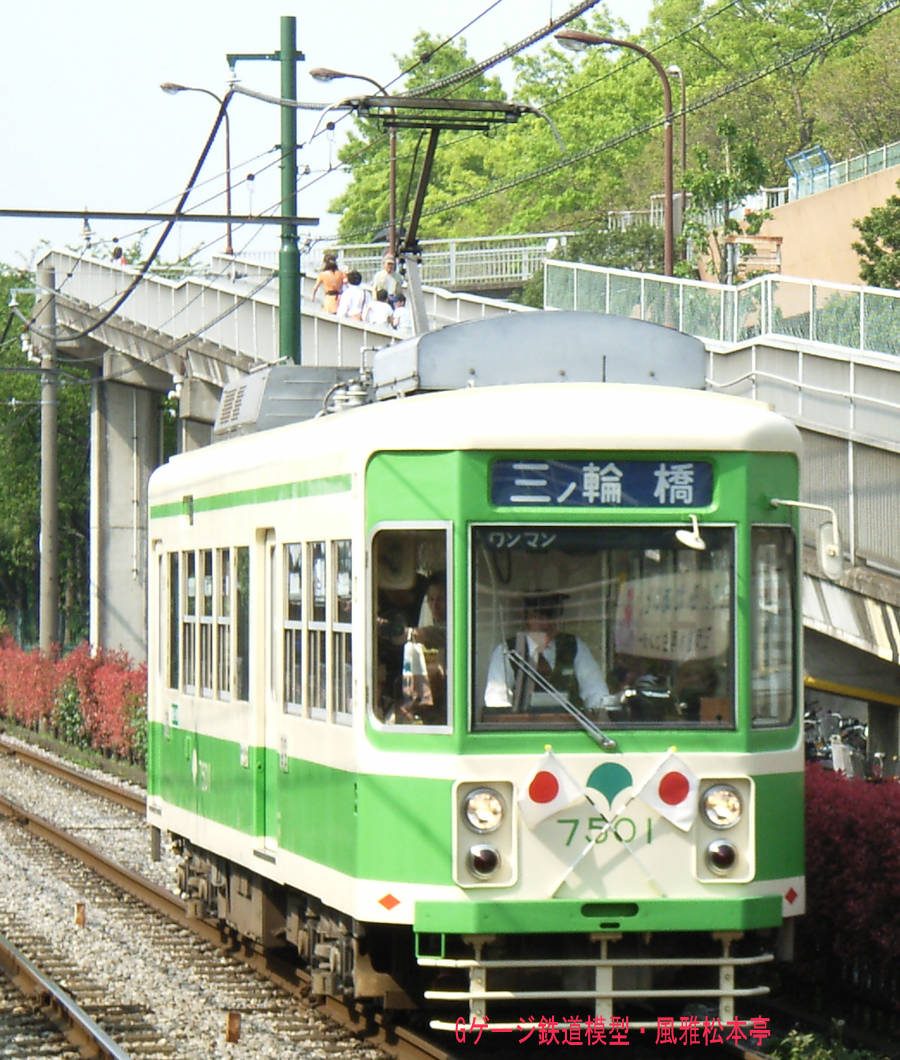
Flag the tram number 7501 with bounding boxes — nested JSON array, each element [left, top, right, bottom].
[[556, 816, 654, 846]]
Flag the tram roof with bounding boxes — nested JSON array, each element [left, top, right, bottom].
[[155, 381, 801, 503], [371, 311, 707, 398]]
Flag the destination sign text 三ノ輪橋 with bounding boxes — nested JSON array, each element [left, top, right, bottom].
[[491, 459, 713, 508]]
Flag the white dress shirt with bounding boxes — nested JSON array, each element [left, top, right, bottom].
[[483, 632, 609, 710]]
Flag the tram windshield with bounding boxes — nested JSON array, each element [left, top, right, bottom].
[[472, 524, 735, 731]]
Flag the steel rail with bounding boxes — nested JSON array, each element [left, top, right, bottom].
[[0, 733, 145, 814], [0, 785, 450, 1060], [0, 929, 131, 1059]]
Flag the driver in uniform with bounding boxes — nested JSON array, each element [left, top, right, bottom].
[[483, 592, 609, 711]]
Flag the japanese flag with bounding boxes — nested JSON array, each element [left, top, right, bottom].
[[636, 751, 700, 831], [518, 749, 584, 829]]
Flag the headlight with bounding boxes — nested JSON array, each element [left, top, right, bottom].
[[463, 788, 505, 833], [701, 784, 743, 829]]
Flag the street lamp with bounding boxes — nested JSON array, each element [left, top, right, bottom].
[[309, 67, 397, 257], [555, 30, 674, 277], [667, 64, 687, 240], [160, 82, 234, 255]]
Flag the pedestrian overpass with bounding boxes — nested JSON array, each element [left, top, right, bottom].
[[37, 245, 900, 770]]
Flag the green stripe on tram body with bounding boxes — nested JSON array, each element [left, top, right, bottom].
[[151, 724, 802, 901], [414, 895, 784, 936], [150, 473, 352, 519]]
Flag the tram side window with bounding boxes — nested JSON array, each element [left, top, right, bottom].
[[283, 543, 303, 714], [235, 546, 250, 701], [182, 551, 197, 694], [372, 528, 449, 727], [216, 548, 231, 699], [308, 541, 327, 714], [167, 547, 250, 701], [333, 539, 353, 720], [751, 526, 796, 727], [199, 549, 214, 697]]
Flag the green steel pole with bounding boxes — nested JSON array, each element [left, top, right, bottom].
[[279, 15, 300, 364]]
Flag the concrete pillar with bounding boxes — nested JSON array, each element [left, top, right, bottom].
[[90, 379, 161, 661], [179, 418, 213, 452], [178, 377, 219, 452]]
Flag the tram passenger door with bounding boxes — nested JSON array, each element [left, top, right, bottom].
[[260, 529, 280, 851]]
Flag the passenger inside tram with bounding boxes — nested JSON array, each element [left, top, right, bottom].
[[374, 530, 448, 726]]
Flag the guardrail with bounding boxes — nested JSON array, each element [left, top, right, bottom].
[[790, 139, 900, 200], [237, 232, 576, 289], [544, 260, 900, 359]]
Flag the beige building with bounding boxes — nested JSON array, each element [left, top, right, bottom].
[[730, 163, 900, 286]]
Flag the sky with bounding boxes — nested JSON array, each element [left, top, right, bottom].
[[0, 0, 652, 269]]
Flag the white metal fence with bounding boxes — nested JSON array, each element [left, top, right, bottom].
[[790, 140, 900, 200], [544, 260, 900, 359], [251, 232, 576, 288]]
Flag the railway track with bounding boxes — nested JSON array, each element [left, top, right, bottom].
[[0, 732, 455, 1059], [0, 731, 815, 1060], [0, 927, 103, 1058]]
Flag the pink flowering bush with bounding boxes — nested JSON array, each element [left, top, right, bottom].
[[798, 763, 900, 1009], [0, 633, 147, 764], [0, 632, 57, 726]]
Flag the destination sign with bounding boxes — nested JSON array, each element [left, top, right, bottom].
[[491, 459, 713, 508]]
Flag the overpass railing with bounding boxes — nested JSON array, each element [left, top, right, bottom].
[[789, 139, 900, 200], [280, 232, 574, 288], [544, 260, 900, 360]]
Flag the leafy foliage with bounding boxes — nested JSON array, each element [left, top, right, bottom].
[[0, 633, 147, 763], [852, 179, 900, 288], [0, 265, 90, 644], [681, 118, 770, 282], [799, 764, 900, 990], [329, 3, 900, 254], [774, 1027, 890, 1060]]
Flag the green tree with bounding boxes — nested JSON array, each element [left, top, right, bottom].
[[0, 266, 90, 646], [681, 117, 769, 283], [807, 13, 900, 155], [327, 2, 899, 262], [852, 179, 900, 288], [330, 32, 507, 245]]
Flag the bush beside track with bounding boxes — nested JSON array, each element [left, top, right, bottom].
[[0, 633, 146, 767]]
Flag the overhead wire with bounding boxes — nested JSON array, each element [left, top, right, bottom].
[[21, 91, 236, 344], [401, 0, 602, 97], [292, 0, 745, 245], [408, 0, 900, 223]]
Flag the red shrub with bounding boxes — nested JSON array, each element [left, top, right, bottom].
[[0, 636, 147, 759], [801, 763, 900, 975], [57, 642, 147, 756], [0, 634, 57, 726]]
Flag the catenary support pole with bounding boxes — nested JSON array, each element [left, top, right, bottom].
[[279, 15, 300, 364], [35, 264, 59, 651]]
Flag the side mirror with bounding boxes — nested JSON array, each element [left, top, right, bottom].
[[817, 521, 843, 581], [770, 498, 844, 582]]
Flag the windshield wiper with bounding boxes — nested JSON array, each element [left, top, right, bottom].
[[506, 648, 617, 750]]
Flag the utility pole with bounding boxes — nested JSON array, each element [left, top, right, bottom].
[[279, 16, 300, 364], [35, 264, 59, 651], [228, 15, 303, 364]]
